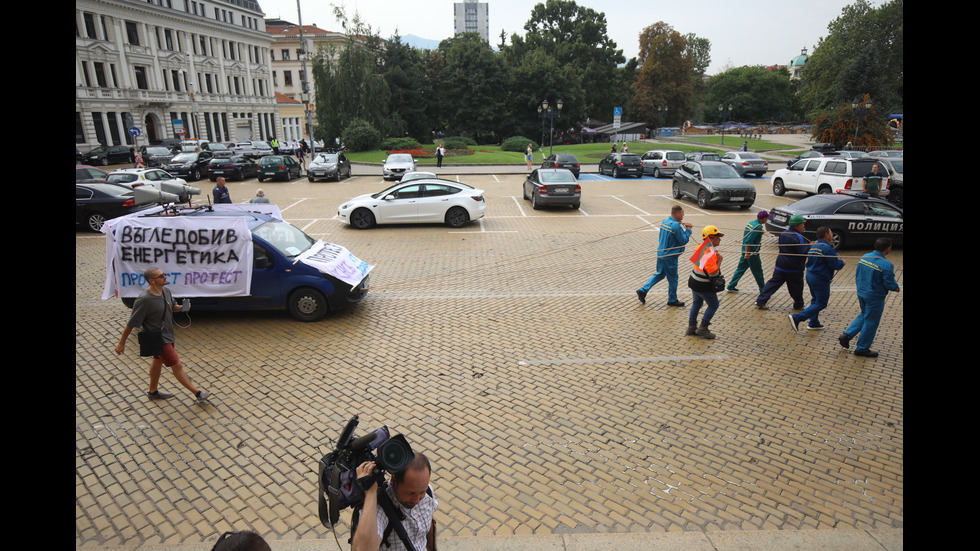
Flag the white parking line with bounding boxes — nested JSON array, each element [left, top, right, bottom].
[[518, 354, 729, 366], [606, 195, 651, 216]]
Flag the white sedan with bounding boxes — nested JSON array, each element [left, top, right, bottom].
[[338, 178, 486, 229]]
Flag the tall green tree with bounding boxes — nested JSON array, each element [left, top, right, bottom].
[[438, 33, 508, 142], [684, 33, 712, 122], [311, 8, 389, 141], [707, 66, 798, 122], [629, 22, 693, 127], [509, 0, 625, 120], [381, 35, 427, 140], [799, 0, 903, 115]]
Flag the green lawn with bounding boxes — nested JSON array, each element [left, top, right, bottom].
[[345, 141, 732, 166]]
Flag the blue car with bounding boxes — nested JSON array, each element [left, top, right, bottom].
[[121, 209, 369, 321]]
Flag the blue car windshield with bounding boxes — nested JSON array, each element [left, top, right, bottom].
[[252, 220, 316, 258]]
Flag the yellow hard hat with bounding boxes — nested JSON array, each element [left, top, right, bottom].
[[702, 225, 724, 240]]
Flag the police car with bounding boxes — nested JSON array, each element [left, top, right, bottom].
[[766, 192, 903, 250]]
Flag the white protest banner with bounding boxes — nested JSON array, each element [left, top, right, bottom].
[[295, 240, 373, 287], [102, 215, 253, 299]]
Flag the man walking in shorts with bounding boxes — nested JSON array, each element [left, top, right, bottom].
[[115, 267, 211, 401]]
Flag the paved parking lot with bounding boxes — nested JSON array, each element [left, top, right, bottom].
[[76, 168, 903, 549]]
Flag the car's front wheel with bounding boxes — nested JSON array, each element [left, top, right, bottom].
[[830, 229, 845, 250], [288, 288, 328, 322], [697, 189, 710, 209], [350, 208, 376, 229], [445, 206, 470, 228], [773, 178, 786, 196]]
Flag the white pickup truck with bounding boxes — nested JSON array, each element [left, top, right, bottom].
[[770, 157, 891, 197]]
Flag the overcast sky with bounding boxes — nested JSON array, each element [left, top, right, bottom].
[[260, 0, 863, 75]]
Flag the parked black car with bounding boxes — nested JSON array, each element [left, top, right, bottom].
[[766, 193, 903, 250], [76, 183, 153, 232], [139, 146, 174, 167], [541, 153, 581, 178], [597, 153, 643, 178], [164, 151, 214, 181], [84, 145, 133, 166], [208, 156, 258, 181]]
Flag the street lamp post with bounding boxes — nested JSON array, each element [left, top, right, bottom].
[[851, 96, 873, 146], [718, 103, 732, 145], [538, 98, 563, 157]]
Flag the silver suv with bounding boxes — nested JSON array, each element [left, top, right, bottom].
[[640, 149, 685, 177]]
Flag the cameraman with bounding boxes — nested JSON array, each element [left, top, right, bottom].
[[352, 452, 437, 551]]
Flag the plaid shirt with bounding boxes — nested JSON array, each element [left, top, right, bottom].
[[375, 483, 437, 551]]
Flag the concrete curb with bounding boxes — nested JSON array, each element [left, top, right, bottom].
[[77, 529, 903, 551]]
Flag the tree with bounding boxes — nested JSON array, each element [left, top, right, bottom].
[[707, 66, 798, 122], [799, 0, 903, 116], [438, 33, 508, 142], [630, 22, 693, 126], [510, 0, 625, 120], [684, 33, 712, 121], [312, 8, 390, 141], [810, 94, 892, 149], [381, 35, 427, 140]]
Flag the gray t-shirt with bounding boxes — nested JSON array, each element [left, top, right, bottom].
[[126, 287, 176, 344]]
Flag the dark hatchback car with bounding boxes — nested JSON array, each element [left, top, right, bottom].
[[85, 144, 133, 166], [766, 193, 903, 250], [541, 153, 581, 178], [164, 151, 214, 181], [598, 153, 643, 178], [258, 155, 302, 181], [76, 182, 153, 232], [671, 160, 756, 209], [208, 156, 258, 181], [523, 168, 581, 209]]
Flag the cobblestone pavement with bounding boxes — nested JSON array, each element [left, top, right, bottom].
[[76, 170, 903, 548]]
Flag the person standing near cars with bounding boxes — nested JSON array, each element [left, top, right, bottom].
[[686, 226, 724, 339], [436, 143, 446, 168], [839, 238, 900, 357], [636, 205, 693, 307], [756, 215, 809, 310], [727, 210, 769, 293], [115, 267, 211, 402], [788, 226, 845, 332], [862, 163, 883, 198], [525, 144, 534, 170], [213, 177, 231, 204]]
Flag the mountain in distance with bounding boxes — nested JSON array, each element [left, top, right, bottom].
[[397, 34, 442, 51], [393, 34, 502, 52]]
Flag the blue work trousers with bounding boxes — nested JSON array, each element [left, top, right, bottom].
[[640, 257, 680, 302], [844, 295, 886, 352], [792, 275, 831, 327]]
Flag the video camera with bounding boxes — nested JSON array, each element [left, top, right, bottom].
[[317, 415, 414, 527]]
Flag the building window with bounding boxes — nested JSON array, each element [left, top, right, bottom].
[[283, 71, 292, 86], [134, 66, 148, 90], [84, 13, 98, 39], [126, 22, 140, 45], [281, 49, 290, 60]]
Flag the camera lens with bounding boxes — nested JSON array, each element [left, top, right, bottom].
[[377, 434, 413, 472]]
